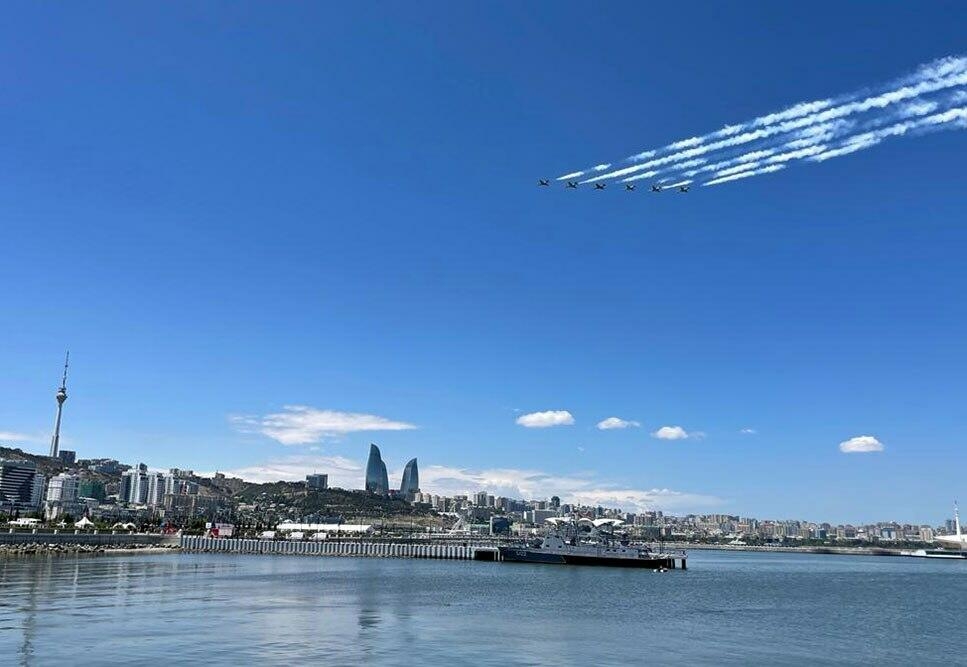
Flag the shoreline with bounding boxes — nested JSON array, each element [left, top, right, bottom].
[[0, 543, 181, 557], [662, 542, 910, 557]]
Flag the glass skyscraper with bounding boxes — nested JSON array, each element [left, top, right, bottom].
[[365, 444, 389, 495], [400, 458, 419, 498]]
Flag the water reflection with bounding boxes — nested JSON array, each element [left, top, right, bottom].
[[0, 552, 965, 665]]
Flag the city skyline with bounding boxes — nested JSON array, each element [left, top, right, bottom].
[[2, 4, 967, 526], [2, 431, 960, 530]]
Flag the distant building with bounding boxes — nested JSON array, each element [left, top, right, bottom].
[[146, 473, 165, 506], [120, 465, 150, 504], [77, 479, 106, 501], [57, 450, 76, 466], [45, 473, 79, 503], [473, 491, 489, 507], [306, 474, 329, 490], [490, 516, 512, 535], [44, 472, 84, 520], [364, 444, 389, 495], [525, 509, 559, 525], [399, 458, 419, 499], [0, 459, 45, 510], [85, 458, 125, 475]]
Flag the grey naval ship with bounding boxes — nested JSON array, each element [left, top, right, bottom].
[[498, 517, 687, 569]]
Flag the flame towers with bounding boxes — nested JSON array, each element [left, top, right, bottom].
[[365, 444, 389, 495], [400, 458, 419, 499], [364, 445, 419, 498]]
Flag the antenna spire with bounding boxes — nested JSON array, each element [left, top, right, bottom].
[[61, 350, 69, 389]]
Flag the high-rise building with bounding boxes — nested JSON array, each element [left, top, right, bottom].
[[58, 450, 76, 466], [474, 491, 489, 507], [306, 474, 329, 490], [49, 352, 69, 458], [146, 473, 165, 506], [399, 458, 419, 498], [45, 473, 79, 503], [0, 459, 45, 510], [163, 473, 197, 497], [365, 444, 389, 495], [120, 465, 149, 504]]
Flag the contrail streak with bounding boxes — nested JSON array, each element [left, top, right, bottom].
[[557, 56, 967, 188], [809, 106, 967, 162], [704, 164, 785, 186], [701, 106, 967, 186], [674, 93, 956, 182]]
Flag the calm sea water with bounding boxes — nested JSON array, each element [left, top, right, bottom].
[[1, 549, 964, 665]]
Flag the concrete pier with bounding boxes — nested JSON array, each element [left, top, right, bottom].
[[179, 536, 488, 560], [178, 536, 688, 569]]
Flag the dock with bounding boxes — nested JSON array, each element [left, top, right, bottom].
[[178, 536, 687, 568]]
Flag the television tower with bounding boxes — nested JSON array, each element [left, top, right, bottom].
[[49, 351, 69, 458]]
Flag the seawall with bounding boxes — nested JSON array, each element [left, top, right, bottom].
[[0, 531, 180, 548], [179, 536, 498, 560]]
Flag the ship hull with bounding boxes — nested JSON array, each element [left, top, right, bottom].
[[498, 546, 675, 569]]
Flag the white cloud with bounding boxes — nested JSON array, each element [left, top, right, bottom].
[[221, 455, 364, 486], [839, 435, 884, 453], [651, 425, 691, 440], [596, 417, 640, 430], [221, 456, 724, 513], [0, 431, 37, 443], [231, 406, 417, 445], [740, 428, 757, 435], [516, 410, 575, 428]]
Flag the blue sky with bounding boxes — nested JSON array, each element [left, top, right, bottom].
[[2, 3, 966, 524]]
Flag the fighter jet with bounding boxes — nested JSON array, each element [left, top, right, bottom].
[[566, 181, 578, 189], [538, 179, 550, 187], [651, 184, 663, 192], [625, 184, 636, 191], [678, 185, 690, 193], [594, 183, 606, 190]]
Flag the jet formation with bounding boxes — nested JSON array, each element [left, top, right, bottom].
[[539, 179, 688, 193]]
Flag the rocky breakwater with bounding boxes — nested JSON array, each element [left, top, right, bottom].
[[0, 542, 181, 556]]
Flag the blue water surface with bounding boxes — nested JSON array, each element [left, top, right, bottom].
[[1, 550, 963, 665]]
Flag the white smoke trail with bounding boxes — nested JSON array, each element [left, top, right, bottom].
[[701, 106, 967, 186], [612, 56, 967, 170], [704, 164, 785, 186], [618, 158, 707, 183], [558, 56, 967, 186], [810, 106, 967, 162], [668, 91, 962, 184], [582, 70, 967, 184], [557, 171, 585, 181], [620, 170, 659, 183]]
